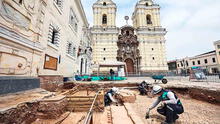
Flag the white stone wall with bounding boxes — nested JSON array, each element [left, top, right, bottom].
[[0, 0, 90, 77], [38, 0, 90, 77], [0, 0, 45, 76]]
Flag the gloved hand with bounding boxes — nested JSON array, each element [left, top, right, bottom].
[[160, 101, 166, 107], [145, 108, 150, 119]]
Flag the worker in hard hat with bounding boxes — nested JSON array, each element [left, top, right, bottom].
[[138, 80, 149, 95], [104, 87, 119, 106], [146, 85, 184, 124]]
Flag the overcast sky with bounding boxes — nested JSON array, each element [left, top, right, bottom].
[[81, 0, 220, 61]]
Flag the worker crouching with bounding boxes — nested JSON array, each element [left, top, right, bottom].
[[138, 80, 149, 95], [104, 87, 119, 106], [146, 85, 184, 124]]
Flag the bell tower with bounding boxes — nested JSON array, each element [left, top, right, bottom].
[[132, 0, 161, 28], [131, 0, 168, 72], [91, 0, 119, 69], [93, 0, 116, 28]]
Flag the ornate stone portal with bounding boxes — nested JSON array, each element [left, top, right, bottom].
[[117, 26, 141, 74]]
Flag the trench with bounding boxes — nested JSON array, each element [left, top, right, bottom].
[[0, 83, 220, 124]]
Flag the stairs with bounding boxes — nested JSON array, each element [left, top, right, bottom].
[[66, 96, 95, 112], [66, 90, 105, 112]]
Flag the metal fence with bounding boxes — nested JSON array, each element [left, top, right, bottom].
[[126, 72, 220, 83], [90, 71, 220, 83]]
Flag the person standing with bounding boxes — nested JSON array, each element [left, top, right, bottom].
[[110, 69, 115, 80], [146, 85, 184, 124]]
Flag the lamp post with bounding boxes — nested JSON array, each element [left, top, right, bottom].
[[182, 59, 186, 77]]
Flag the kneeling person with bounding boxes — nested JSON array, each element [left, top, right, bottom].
[[138, 80, 149, 95], [146, 85, 184, 124], [104, 87, 119, 106]]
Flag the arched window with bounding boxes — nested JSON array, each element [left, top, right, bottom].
[[103, 2, 107, 6], [146, 2, 148, 6], [67, 43, 72, 54], [102, 14, 107, 24], [146, 14, 152, 24], [19, 0, 23, 4]]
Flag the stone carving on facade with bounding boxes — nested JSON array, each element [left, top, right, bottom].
[[0, 51, 31, 75], [0, 1, 31, 30], [35, 0, 47, 34], [117, 26, 141, 73], [23, 0, 37, 14]]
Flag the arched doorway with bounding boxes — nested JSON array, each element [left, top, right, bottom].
[[125, 58, 134, 74], [117, 26, 141, 74]]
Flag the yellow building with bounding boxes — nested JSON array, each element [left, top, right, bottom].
[[91, 0, 168, 74]]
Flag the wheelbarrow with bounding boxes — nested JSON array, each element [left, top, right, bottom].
[[152, 75, 168, 84]]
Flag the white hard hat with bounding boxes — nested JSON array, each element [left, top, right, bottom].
[[152, 85, 162, 94], [112, 87, 119, 93]]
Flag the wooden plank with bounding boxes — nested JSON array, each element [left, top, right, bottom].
[[93, 108, 110, 124], [67, 98, 94, 102], [67, 108, 90, 112], [67, 102, 93, 106], [66, 107, 100, 111], [66, 96, 94, 98], [61, 112, 87, 124], [66, 105, 99, 108]]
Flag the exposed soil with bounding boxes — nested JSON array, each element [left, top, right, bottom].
[[0, 89, 53, 110], [0, 94, 67, 124], [1, 80, 220, 124], [167, 87, 220, 105], [126, 91, 220, 124]]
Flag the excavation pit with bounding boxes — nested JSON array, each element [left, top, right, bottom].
[[0, 82, 220, 124]]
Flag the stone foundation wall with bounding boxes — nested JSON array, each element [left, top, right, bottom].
[[38, 75, 63, 91], [0, 97, 67, 124]]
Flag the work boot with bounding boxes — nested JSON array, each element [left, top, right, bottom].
[[174, 115, 179, 122]]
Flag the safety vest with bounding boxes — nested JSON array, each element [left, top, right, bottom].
[[159, 90, 182, 105]]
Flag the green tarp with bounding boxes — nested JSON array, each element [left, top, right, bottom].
[[81, 75, 126, 81]]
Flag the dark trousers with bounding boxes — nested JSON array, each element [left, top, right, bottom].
[[157, 104, 184, 123], [110, 74, 114, 80], [104, 95, 112, 106], [138, 87, 147, 95]]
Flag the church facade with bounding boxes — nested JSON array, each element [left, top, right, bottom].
[[91, 0, 168, 74]]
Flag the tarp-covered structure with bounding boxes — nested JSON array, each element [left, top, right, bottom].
[[97, 61, 127, 76]]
